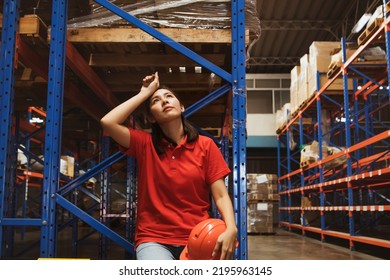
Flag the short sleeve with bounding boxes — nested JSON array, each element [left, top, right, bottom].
[[119, 128, 150, 159]]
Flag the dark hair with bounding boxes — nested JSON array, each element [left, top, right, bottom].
[[145, 85, 199, 154]]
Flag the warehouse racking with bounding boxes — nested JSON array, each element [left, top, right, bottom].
[[277, 2, 390, 254], [0, 0, 248, 259]]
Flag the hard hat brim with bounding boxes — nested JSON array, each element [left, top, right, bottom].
[[179, 245, 190, 260]]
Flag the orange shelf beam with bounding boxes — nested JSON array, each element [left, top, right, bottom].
[[279, 222, 390, 248], [280, 205, 390, 211]]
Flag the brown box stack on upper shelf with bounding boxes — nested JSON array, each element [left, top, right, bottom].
[[308, 41, 350, 96]]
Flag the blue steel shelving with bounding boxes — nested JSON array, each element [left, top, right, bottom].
[[0, 0, 248, 259], [277, 1, 390, 253]]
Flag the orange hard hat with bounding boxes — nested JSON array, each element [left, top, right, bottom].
[[180, 218, 226, 260]]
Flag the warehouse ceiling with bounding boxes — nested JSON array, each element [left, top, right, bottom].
[[0, 0, 384, 153], [249, 0, 383, 73]]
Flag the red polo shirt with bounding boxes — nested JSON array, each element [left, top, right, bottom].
[[121, 128, 231, 247]]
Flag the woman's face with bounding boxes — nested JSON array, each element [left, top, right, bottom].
[[149, 89, 184, 123]]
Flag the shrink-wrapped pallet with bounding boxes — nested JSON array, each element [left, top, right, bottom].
[[61, 155, 75, 178], [290, 66, 300, 114], [247, 173, 278, 201], [247, 202, 274, 234], [308, 41, 340, 97], [300, 141, 346, 169], [67, 0, 261, 43], [275, 109, 283, 131], [305, 41, 355, 94], [276, 103, 292, 131], [298, 54, 309, 108]]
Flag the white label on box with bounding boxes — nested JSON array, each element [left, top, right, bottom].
[[257, 203, 268, 211], [255, 174, 268, 184]]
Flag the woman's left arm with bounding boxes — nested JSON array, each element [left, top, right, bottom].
[[210, 178, 238, 260]]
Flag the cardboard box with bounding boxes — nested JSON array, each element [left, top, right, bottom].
[[298, 54, 309, 107], [307, 41, 354, 97], [247, 202, 274, 233], [300, 141, 328, 168], [301, 197, 312, 207], [309, 41, 341, 72], [308, 75, 353, 97], [290, 66, 300, 113], [61, 155, 75, 178], [247, 173, 278, 184]]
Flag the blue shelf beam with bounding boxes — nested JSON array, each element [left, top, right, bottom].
[[56, 194, 134, 253]]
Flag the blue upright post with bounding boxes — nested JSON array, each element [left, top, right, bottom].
[[276, 135, 284, 226], [383, 0, 390, 101], [125, 156, 137, 259], [298, 116, 307, 228], [286, 127, 292, 224], [299, 116, 304, 190], [231, 0, 247, 260], [0, 0, 20, 258], [39, 0, 68, 257], [341, 38, 355, 250], [316, 97, 326, 235], [100, 135, 110, 259], [352, 80, 360, 170]]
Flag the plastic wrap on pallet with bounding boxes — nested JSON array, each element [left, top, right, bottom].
[[360, 46, 386, 61], [275, 109, 283, 132], [298, 54, 309, 108], [330, 46, 357, 65], [67, 0, 261, 42], [300, 141, 346, 169], [276, 102, 292, 131], [17, 148, 28, 167], [247, 202, 273, 233], [307, 41, 340, 97], [300, 141, 327, 167], [309, 41, 341, 73], [247, 173, 278, 202], [289, 66, 300, 114]]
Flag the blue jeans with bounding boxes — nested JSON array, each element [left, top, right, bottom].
[[136, 242, 185, 260]]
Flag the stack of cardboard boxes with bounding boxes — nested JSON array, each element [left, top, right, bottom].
[[287, 41, 357, 120], [247, 173, 278, 234]]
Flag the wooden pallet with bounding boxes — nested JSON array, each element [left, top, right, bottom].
[[327, 60, 387, 79], [300, 159, 315, 169], [357, 18, 385, 46], [327, 61, 342, 78]]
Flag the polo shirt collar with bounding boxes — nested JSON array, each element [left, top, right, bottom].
[[160, 134, 195, 150]]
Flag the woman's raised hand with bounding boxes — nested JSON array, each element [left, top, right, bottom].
[[141, 72, 160, 96]]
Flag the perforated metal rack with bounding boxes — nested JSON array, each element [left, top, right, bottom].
[[277, 0, 390, 253], [0, 0, 248, 259]]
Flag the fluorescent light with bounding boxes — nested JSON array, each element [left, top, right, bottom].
[[30, 117, 44, 124], [351, 13, 371, 33]]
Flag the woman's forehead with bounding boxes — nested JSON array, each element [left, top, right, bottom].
[[152, 88, 173, 98]]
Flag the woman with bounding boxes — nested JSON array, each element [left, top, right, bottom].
[[100, 72, 237, 260]]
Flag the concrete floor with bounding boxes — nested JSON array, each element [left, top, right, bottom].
[[248, 228, 381, 260], [7, 226, 384, 260]]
